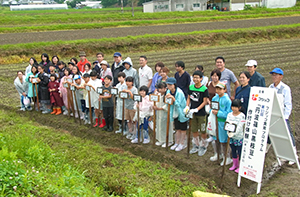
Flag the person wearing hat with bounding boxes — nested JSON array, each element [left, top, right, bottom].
[[123, 57, 139, 88], [72, 74, 85, 119], [245, 60, 265, 87], [269, 68, 297, 165], [165, 77, 189, 151], [111, 52, 124, 87], [77, 51, 90, 73], [100, 60, 112, 85]]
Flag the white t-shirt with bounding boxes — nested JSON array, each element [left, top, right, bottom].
[[139, 65, 153, 88], [85, 78, 102, 108]]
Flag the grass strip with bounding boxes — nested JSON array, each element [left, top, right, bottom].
[[1, 11, 300, 33], [0, 109, 214, 196]]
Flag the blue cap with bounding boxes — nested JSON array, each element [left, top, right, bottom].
[[166, 77, 176, 85], [270, 68, 284, 75], [74, 74, 81, 80], [93, 60, 99, 64], [113, 52, 122, 57]]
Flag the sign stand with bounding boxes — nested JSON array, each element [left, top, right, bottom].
[[187, 120, 192, 158], [111, 88, 118, 132], [32, 77, 39, 111], [133, 94, 142, 143], [97, 87, 103, 127], [71, 85, 81, 124], [149, 94, 159, 146], [119, 92, 129, 136], [237, 87, 300, 194], [86, 85, 93, 126], [164, 96, 174, 151], [212, 101, 220, 161]]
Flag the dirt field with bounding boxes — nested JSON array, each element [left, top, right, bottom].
[[1, 16, 300, 45], [2, 38, 300, 196]]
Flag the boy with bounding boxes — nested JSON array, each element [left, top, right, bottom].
[[122, 77, 138, 140], [115, 72, 127, 133], [82, 73, 90, 124], [72, 74, 85, 119], [174, 61, 190, 98], [100, 75, 114, 132], [77, 51, 90, 73], [185, 71, 209, 156]]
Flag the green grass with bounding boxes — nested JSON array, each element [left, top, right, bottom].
[[0, 109, 212, 196]]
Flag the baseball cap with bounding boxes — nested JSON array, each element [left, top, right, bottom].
[[113, 52, 122, 57], [166, 77, 176, 85], [270, 68, 284, 75], [74, 74, 81, 80], [93, 61, 99, 64], [100, 60, 108, 65], [216, 82, 226, 89], [245, 60, 257, 67]]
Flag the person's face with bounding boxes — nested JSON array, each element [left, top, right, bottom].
[[80, 56, 86, 61], [156, 66, 162, 72], [139, 58, 147, 67], [271, 73, 283, 84], [118, 76, 125, 83], [158, 87, 167, 94], [101, 64, 107, 70], [231, 106, 240, 113], [167, 84, 175, 92], [84, 65, 90, 71], [211, 73, 219, 83], [160, 71, 167, 78], [83, 77, 89, 83], [71, 59, 76, 64], [58, 64, 64, 69], [42, 55, 47, 62], [50, 76, 55, 82], [126, 81, 133, 87], [64, 69, 69, 76], [96, 54, 103, 62], [124, 63, 130, 70], [193, 75, 202, 85], [175, 64, 183, 72], [32, 67, 37, 74], [216, 59, 225, 70], [114, 56, 122, 63], [91, 76, 97, 81], [52, 57, 58, 64], [49, 66, 55, 72], [72, 67, 78, 74], [239, 73, 249, 86], [68, 64, 73, 70], [247, 66, 256, 75], [75, 78, 81, 84], [17, 72, 23, 79], [38, 66, 43, 73], [215, 87, 225, 96], [139, 90, 146, 97], [104, 78, 111, 85], [29, 59, 34, 65]]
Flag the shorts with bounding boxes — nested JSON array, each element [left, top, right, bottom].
[[174, 118, 188, 131], [125, 108, 136, 121], [191, 115, 206, 134]]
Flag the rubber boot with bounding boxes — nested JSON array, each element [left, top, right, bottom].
[[99, 118, 106, 128], [55, 108, 62, 115], [93, 118, 99, 127], [51, 108, 57, 114], [229, 158, 239, 171], [235, 166, 239, 173]]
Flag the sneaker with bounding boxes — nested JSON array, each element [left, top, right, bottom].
[[143, 138, 150, 144], [189, 145, 199, 154], [70, 112, 73, 116], [210, 153, 223, 162], [198, 147, 207, 156], [131, 138, 138, 144], [162, 142, 173, 148], [20, 107, 26, 111], [42, 109, 51, 114], [220, 157, 233, 166], [126, 133, 133, 139], [115, 129, 122, 134], [26, 107, 32, 111], [288, 161, 295, 165], [63, 110, 68, 115], [207, 136, 214, 143], [175, 144, 184, 152], [170, 144, 178, 150], [155, 141, 164, 146], [130, 135, 136, 140]]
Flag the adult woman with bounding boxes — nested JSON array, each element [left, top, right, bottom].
[[235, 71, 251, 117], [14, 71, 30, 111], [37, 65, 51, 114], [25, 65, 39, 110], [207, 69, 222, 102], [40, 53, 51, 73], [60, 68, 72, 115], [25, 57, 37, 77], [51, 55, 60, 69], [150, 62, 164, 93]]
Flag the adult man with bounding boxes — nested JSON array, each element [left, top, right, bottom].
[[269, 68, 297, 165], [215, 56, 239, 100], [77, 51, 90, 73], [111, 52, 124, 87], [245, 60, 265, 87], [174, 61, 190, 98], [138, 56, 153, 89]]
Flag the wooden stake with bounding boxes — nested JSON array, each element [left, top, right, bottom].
[[113, 95, 117, 132], [73, 88, 81, 124], [122, 98, 125, 135], [216, 115, 220, 161], [32, 83, 36, 110], [152, 101, 156, 146], [69, 87, 76, 122], [87, 90, 93, 126], [187, 119, 192, 158], [166, 103, 171, 151], [34, 82, 39, 111], [137, 104, 140, 143]]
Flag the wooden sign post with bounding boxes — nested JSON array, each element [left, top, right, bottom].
[[187, 120, 192, 158], [149, 94, 159, 146], [111, 88, 118, 132], [119, 91, 129, 135], [133, 94, 142, 143], [31, 77, 39, 111], [212, 101, 220, 161], [97, 87, 104, 127], [71, 85, 81, 124], [164, 96, 174, 151], [85, 85, 93, 126], [63, 81, 71, 117]]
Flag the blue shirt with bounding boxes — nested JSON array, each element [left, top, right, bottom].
[[235, 85, 251, 116], [150, 72, 161, 93]]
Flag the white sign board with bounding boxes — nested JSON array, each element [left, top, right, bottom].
[[237, 87, 299, 194]]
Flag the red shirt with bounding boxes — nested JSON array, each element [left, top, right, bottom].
[[77, 58, 90, 73]]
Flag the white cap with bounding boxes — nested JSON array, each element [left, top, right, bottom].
[[245, 60, 257, 67], [100, 60, 108, 65]]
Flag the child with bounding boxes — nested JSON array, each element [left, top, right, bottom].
[[153, 82, 174, 147], [226, 99, 245, 173], [100, 60, 112, 84], [83, 63, 92, 75], [210, 82, 232, 166], [40, 53, 51, 73], [122, 77, 138, 139], [25, 64, 39, 110], [48, 64, 59, 79], [82, 73, 91, 124], [184, 71, 209, 156], [48, 74, 64, 115], [72, 74, 85, 119], [131, 86, 153, 144], [123, 57, 139, 88], [57, 61, 66, 81], [99, 75, 114, 132], [59, 68, 72, 115], [77, 51, 90, 73], [36, 65, 51, 114], [68, 62, 75, 73], [157, 66, 169, 84], [115, 72, 127, 133], [190, 65, 208, 86]]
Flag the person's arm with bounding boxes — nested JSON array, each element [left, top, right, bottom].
[[147, 79, 152, 89], [284, 86, 292, 119], [231, 81, 239, 100], [195, 97, 207, 111]]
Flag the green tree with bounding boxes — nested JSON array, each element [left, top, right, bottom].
[[101, 0, 118, 8], [67, 0, 81, 8], [137, 0, 151, 6]]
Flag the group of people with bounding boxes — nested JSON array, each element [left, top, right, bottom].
[[14, 51, 297, 172]]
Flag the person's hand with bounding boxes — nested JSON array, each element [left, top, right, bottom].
[[230, 96, 235, 101], [190, 108, 199, 114], [123, 89, 129, 93], [153, 105, 158, 110], [183, 106, 190, 115], [165, 93, 171, 97], [207, 100, 211, 105], [36, 78, 41, 83], [212, 109, 218, 115], [60, 93, 62, 97], [22, 92, 27, 96], [136, 104, 139, 108]]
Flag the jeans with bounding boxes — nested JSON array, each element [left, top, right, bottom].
[[230, 144, 242, 159], [136, 117, 149, 139]]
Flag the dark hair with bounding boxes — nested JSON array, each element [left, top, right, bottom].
[[68, 62, 75, 66], [193, 71, 203, 78], [31, 64, 38, 74], [117, 72, 126, 78], [210, 69, 221, 79], [126, 76, 134, 83], [156, 82, 167, 89], [17, 70, 24, 75], [29, 57, 37, 64], [104, 75, 112, 81], [72, 66, 81, 76], [155, 62, 164, 72], [49, 62, 55, 67], [51, 55, 59, 64], [160, 67, 169, 73], [175, 61, 185, 69], [195, 65, 204, 71], [41, 53, 50, 63], [96, 52, 104, 57], [83, 73, 90, 78], [140, 56, 147, 61], [84, 63, 91, 69], [50, 73, 57, 80], [37, 64, 44, 71], [70, 57, 78, 64], [239, 71, 251, 79], [139, 85, 148, 94], [215, 56, 225, 63], [64, 67, 71, 76], [232, 99, 242, 108], [90, 70, 97, 77], [57, 61, 65, 67]]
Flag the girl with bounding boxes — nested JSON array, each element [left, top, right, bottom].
[[157, 67, 169, 84], [131, 86, 153, 144], [210, 82, 232, 166], [150, 62, 164, 94], [60, 68, 72, 115], [57, 61, 66, 81], [14, 71, 30, 111], [25, 65, 39, 110], [51, 55, 59, 69], [226, 99, 245, 173], [153, 82, 174, 147], [70, 57, 78, 65], [72, 66, 82, 78], [235, 71, 251, 117], [48, 74, 64, 115], [36, 65, 51, 114], [40, 53, 51, 73], [166, 77, 189, 151], [83, 63, 92, 75], [207, 69, 222, 102], [25, 57, 37, 77]]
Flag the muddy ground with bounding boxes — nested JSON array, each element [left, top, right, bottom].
[[1, 16, 300, 45]]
